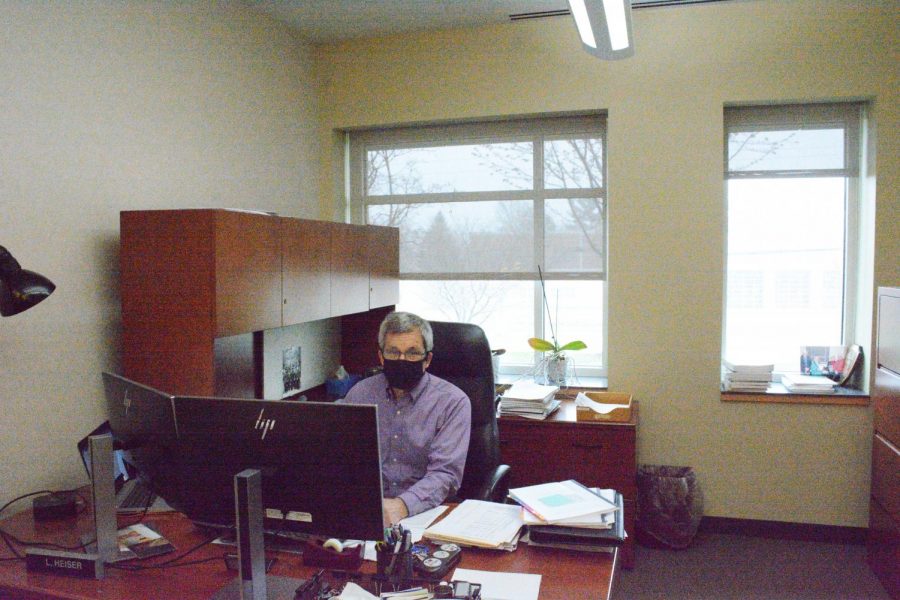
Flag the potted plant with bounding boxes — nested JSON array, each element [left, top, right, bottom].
[[528, 267, 587, 386], [528, 337, 587, 386]]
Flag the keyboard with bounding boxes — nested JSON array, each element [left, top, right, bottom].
[[119, 481, 156, 510]]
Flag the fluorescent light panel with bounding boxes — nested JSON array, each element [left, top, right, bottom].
[[567, 0, 635, 59], [602, 0, 630, 50]]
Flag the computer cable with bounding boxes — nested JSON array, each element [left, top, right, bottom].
[[0, 488, 93, 557], [117, 493, 154, 528]]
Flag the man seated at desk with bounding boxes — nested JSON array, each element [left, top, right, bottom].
[[340, 311, 471, 526]]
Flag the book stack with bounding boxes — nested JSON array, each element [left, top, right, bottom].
[[781, 373, 837, 394], [499, 381, 560, 420], [722, 359, 774, 392], [509, 480, 625, 552]]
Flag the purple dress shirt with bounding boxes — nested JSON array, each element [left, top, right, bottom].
[[339, 371, 471, 517]]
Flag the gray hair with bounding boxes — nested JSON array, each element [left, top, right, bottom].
[[378, 311, 434, 352]]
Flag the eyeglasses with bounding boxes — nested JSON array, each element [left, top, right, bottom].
[[381, 348, 428, 361]]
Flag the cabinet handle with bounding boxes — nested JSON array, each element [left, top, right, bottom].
[[573, 442, 604, 449]]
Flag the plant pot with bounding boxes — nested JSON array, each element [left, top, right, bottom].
[[536, 355, 569, 386]]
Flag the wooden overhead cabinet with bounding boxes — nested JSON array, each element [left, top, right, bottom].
[[281, 217, 332, 324], [120, 209, 398, 397], [368, 224, 400, 310], [329, 222, 370, 317]]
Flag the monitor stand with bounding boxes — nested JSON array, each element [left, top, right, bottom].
[[211, 469, 304, 600], [25, 433, 118, 579]]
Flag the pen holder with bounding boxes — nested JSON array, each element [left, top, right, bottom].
[[376, 546, 413, 583]]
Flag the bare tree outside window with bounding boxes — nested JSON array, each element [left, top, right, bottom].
[[352, 117, 608, 375]]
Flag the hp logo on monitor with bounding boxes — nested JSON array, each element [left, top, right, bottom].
[[254, 409, 275, 440]]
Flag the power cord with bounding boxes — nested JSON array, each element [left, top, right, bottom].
[[0, 488, 92, 558]]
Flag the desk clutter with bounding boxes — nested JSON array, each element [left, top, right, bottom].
[[497, 381, 560, 419], [510, 480, 626, 552]]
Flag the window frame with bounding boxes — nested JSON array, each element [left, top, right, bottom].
[[722, 102, 866, 394], [346, 114, 609, 377]]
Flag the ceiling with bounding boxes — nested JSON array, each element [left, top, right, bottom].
[[250, 0, 727, 44]]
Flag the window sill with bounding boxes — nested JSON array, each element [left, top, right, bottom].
[[721, 383, 869, 406], [496, 374, 608, 388]]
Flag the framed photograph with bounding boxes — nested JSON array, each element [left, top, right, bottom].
[[838, 344, 862, 386], [282, 346, 301, 398]]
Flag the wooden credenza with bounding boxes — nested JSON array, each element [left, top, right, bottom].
[[869, 287, 900, 598], [120, 209, 398, 398], [499, 399, 638, 569]]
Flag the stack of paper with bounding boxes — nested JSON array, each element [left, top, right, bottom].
[[423, 500, 523, 550], [508, 480, 617, 523], [520, 488, 616, 530], [781, 373, 837, 393], [511, 483, 626, 552], [722, 359, 774, 392], [499, 381, 560, 419]]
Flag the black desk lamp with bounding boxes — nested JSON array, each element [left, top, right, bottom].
[[0, 246, 55, 317]]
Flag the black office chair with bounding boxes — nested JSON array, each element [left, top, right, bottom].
[[428, 321, 511, 503]]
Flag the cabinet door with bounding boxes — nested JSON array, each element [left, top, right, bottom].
[[368, 225, 399, 309], [282, 218, 332, 325], [214, 211, 282, 337], [330, 223, 370, 317]]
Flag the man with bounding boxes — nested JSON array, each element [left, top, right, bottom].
[[340, 311, 471, 526]]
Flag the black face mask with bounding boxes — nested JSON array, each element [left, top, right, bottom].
[[382, 359, 426, 391]]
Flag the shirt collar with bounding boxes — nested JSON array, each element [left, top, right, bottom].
[[384, 371, 431, 404]]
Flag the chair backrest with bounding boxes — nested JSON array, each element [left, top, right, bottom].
[[427, 321, 500, 501]]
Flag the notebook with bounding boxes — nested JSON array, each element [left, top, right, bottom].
[[77, 422, 169, 513]]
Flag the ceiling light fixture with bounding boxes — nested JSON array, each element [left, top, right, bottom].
[[567, 0, 635, 60]]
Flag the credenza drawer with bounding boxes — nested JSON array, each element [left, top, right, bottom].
[[499, 424, 636, 493]]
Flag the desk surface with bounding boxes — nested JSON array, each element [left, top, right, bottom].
[[0, 507, 617, 600]]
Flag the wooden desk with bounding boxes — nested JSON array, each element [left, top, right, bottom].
[[499, 399, 638, 569], [0, 507, 617, 599]]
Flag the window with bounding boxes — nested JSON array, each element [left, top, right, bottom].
[[348, 115, 607, 377], [723, 103, 865, 375]]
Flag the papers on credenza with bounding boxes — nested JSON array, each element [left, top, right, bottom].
[[423, 500, 523, 551], [508, 480, 617, 523], [501, 381, 559, 401], [574, 392, 629, 415], [499, 381, 560, 419]]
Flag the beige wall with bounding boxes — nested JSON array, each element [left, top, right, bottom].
[[314, 0, 899, 526], [0, 2, 320, 502]]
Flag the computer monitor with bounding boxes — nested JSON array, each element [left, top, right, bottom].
[[102, 372, 385, 542], [102, 372, 180, 503]]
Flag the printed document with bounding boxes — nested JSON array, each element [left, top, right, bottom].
[[509, 480, 617, 523], [452, 568, 541, 600], [424, 500, 523, 550]]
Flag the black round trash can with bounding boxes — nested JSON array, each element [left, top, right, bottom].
[[636, 464, 704, 549]]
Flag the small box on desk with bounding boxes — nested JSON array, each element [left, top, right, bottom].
[[575, 392, 633, 423]]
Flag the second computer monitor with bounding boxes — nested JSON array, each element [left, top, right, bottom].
[[103, 372, 385, 542]]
